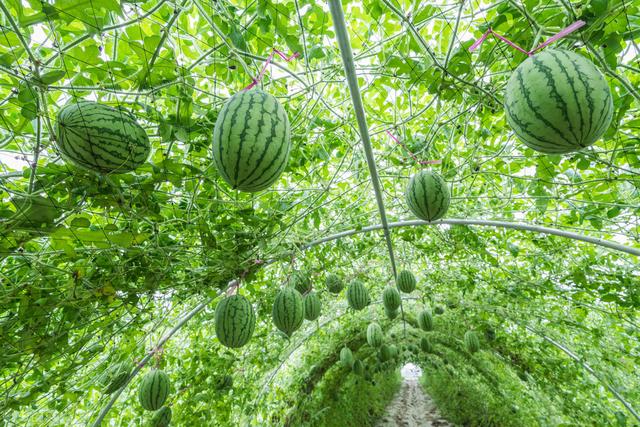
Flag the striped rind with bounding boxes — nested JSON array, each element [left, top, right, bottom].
[[326, 273, 344, 294], [138, 369, 170, 411], [212, 89, 291, 192], [102, 361, 133, 394], [215, 295, 255, 348], [405, 171, 450, 222], [385, 307, 399, 320], [379, 344, 393, 362], [418, 310, 433, 331], [303, 291, 322, 321], [382, 286, 401, 311], [150, 406, 172, 427], [352, 359, 364, 375], [291, 271, 312, 295], [346, 280, 370, 310], [340, 347, 354, 368], [272, 288, 304, 336], [396, 270, 416, 293], [464, 330, 480, 353], [367, 322, 383, 348], [55, 100, 150, 173], [421, 337, 432, 353], [504, 49, 613, 154]]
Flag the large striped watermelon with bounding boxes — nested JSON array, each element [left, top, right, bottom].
[[397, 270, 416, 293], [212, 89, 291, 192], [405, 170, 450, 221], [504, 49, 613, 154], [272, 287, 304, 336], [346, 280, 370, 310], [55, 100, 150, 173], [149, 406, 172, 427], [215, 295, 255, 348], [303, 291, 322, 321], [100, 361, 133, 394], [325, 273, 344, 294], [382, 286, 401, 311], [464, 330, 480, 353], [138, 369, 170, 411], [367, 322, 383, 348]]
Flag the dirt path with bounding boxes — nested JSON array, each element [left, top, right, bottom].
[[376, 377, 453, 427]]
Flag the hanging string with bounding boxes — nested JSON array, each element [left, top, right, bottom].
[[386, 130, 442, 165], [468, 20, 586, 56], [243, 49, 300, 91]]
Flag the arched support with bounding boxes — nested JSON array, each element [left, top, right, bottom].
[[303, 219, 640, 257]]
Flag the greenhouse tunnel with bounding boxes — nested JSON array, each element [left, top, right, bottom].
[[0, 0, 638, 426]]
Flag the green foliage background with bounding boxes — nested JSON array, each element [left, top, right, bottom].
[[0, 0, 638, 425]]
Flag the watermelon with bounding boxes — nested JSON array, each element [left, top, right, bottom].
[[382, 286, 401, 311], [340, 347, 354, 368], [325, 273, 344, 293], [385, 307, 399, 320], [272, 287, 304, 336], [100, 361, 133, 394], [213, 374, 233, 391], [504, 49, 613, 154], [420, 336, 433, 353], [215, 295, 255, 348], [405, 170, 450, 221], [397, 270, 416, 293], [388, 344, 398, 358], [434, 305, 444, 315], [352, 359, 364, 376], [346, 280, 370, 310], [367, 322, 383, 348], [464, 330, 480, 353], [212, 89, 291, 192], [379, 344, 393, 362], [55, 100, 150, 173], [417, 309, 433, 331], [303, 291, 321, 321], [290, 271, 312, 295], [138, 369, 170, 411], [149, 406, 172, 427]]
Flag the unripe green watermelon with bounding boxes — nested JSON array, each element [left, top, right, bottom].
[[55, 100, 150, 173], [464, 330, 480, 353], [352, 359, 364, 376], [397, 270, 416, 293], [434, 305, 445, 315], [149, 406, 172, 427], [385, 307, 399, 320], [367, 322, 383, 348], [272, 288, 304, 336], [417, 309, 433, 331], [340, 347, 354, 368], [405, 170, 450, 221], [303, 291, 321, 321], [504, 49, 613, 154], [379, 344, 393, 362], [382, 286, 401, 311], [100, 361, 133, 394], [420, 336, 432, 353], [213, 374, 233, 391], [290, 271, 312, 295], [138, 369, 170, 411], [388, 344, 398, 358], [325, 273, 344, 294], [346, 280, 370, 310], [212, 89, 291, 192], [215, 295, 255, 348]]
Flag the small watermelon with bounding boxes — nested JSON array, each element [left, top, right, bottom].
[[382, 286, 401, 311], [420, 336, 433, 353], [397, 270, 416, 293], [215, 295, 255, 348], [149, 406, 172, 427], [212, 89, 291, 192], [100, 361, 133, 394], [379, 344, 393, 362], [290, 271, 312, 295], [138, 369, 170, 411], [272, 287, 304, 336], [417, 309, 433, 331], [346, 280, 370, 310], [325, 273, 344, 293], [385, 307, 399, 320], [405, 170, 450, 221], [352, 359, 364, 376], [367, 322, 383, 348], [303, 291, 322, 321], [464, 330, 480, 353], [340, 347, 354, 368], [55, 100, 150, 173], [504, 49, 613, 154]]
